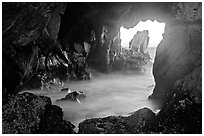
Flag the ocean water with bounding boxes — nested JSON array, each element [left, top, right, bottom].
[[24, 47, 161, 131]]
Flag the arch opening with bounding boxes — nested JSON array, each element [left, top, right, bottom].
[[120, 20, 165, 60]]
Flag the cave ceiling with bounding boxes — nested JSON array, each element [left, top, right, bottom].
[[72, 2, 173, 28]]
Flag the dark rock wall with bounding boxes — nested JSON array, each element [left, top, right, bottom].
[[2, 3, 56, 103], [150, 2, 202, 99]]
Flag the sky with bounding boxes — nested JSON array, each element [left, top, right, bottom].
[[120, 20, 166, 48]]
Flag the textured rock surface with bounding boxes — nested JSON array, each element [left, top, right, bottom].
[[2, 3, 91, 104], [2, 92, 75, 134], [78, 108, 156, 134], [2, 3, 66, 103], [151, 83, 202, 133], [182, 66, 202, 102], [129, 30, 149, 53], [150, 2, 202, 99]]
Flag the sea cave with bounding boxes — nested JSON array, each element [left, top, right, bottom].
[[2, 2, 202, 134]]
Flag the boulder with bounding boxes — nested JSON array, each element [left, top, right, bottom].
[[56, 90, 86, 103], [124, 108, 156, 133], [36, 105, 75, 133], [78, 107, 156, 134], [2, 92, 75, 134], [78, 116, 128, 134]]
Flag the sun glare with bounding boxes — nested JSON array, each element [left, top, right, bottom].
[[120, 20, 165, 48]]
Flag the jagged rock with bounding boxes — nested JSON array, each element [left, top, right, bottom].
[[129, 30, 149, 54], [111, 49, 150, 72], [78, 108, 156, 134], [41, 77, 64, 90], [56, 90, 86, 103], [2, 3, 66, 103], [2, 92, 75, 134], [72, 52, 92, 80]]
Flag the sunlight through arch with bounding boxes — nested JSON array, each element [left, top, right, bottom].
[[120, 20, 166, 48]]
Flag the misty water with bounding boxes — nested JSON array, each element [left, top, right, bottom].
[[24, 47, 162, 131]]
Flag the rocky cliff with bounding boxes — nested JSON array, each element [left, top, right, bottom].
[[149, 2, 202, 99]]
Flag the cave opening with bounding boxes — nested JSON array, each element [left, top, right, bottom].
[[120, 20, 166, 60]]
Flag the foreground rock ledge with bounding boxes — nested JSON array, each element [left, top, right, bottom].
[[78, 108, 156, 134], [2, 92, 75, 134]]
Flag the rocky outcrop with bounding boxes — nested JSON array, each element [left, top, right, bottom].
[[2, 3, 92, 104], [56, 90, 86, 103], [78, 108, 156, 134], [2, 92, 75, 134], [2, 3, 67, 103], [150, 2, 202, 99], [151, 81, 202, 133], [129, 30, 149, 53]]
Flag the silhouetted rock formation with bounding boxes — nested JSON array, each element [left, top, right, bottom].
[[129, 30, 149, 54]]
